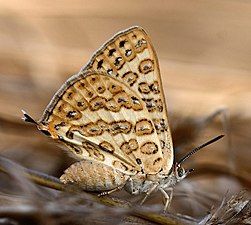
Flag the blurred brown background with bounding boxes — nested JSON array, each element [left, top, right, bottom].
[[0, 0, 250, 217]]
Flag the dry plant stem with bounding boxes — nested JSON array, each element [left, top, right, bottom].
[[0, 156, 181, 225]]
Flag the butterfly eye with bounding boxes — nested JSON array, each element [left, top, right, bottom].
[[177, 167, 185, 178]]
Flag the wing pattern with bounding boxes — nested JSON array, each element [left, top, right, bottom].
[[39, 27, 173, 175]]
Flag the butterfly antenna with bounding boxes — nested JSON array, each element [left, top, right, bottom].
[[178, 134, 224, 165], [21, 110, 38, 125]]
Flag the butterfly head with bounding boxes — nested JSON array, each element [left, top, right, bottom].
[[172, 134, 225, 183], [172, 162, 194, 183]]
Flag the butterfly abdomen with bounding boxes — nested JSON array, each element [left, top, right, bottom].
[[60, 160, 129, 191]]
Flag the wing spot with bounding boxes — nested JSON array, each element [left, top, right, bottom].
[[110, 120, 132, 135], [135, 119, 154, 136], [140, 142, 158, 154], [107, 68, 113, 75], [66, 111, 78, 119], [89, 96, 107, 111], [125, 49, 132, 57], [99, 141, 115, 153], [54, 122, 66, 130], [149, 81, 160, 94], [87, 91, 94, 98], [160, 140, 165, 149], [66, 130, 74, 139], [139, 59, 154, 74], [108, 49, 116, 57], [82, 142, 105, 161], [108, 83, 122, 94], [114, 57, 123, 66], [135, 38, 147, 51], [97, 86, 106, 94], [153, 157, 162, 165], [122, 71, 138, 86], [138, 82, 150, 94], [77, 100, 89, 110], [72, 146, 82, 154], [97, 60, 104, 69], [121, 139, 139, 154], [136, 158, 142, 165], [153, 119, 168, 134], [119, 40, 127, 48]]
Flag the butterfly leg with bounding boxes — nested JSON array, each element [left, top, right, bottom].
[[140, 184, 158, 205], [98, 184, 125, 197], [160, 187, 173, 212]]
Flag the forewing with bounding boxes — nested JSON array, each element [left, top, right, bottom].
[[83, 26, 173, 173], [39, 26, 173, 175]]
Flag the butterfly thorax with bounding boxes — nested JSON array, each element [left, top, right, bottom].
[[124, 171, 178, 195]]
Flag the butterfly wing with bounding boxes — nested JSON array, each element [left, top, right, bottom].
[[39, 26, 173, 175], [84, 26, 173, 174]]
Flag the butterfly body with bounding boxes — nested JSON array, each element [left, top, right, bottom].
[[23, 26, 223, 211], [34, 26, 179, 210], [60, 158, 183, 204]]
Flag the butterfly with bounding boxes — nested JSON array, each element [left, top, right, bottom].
[[22, 26, 223, 211]]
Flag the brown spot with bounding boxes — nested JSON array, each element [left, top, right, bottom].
[[83, 122, 103, 136], [97, 60, 104, 69], [149, 81, 160, 94], [114, 91, 132, 109], [89, 76, 100, 84], [99, 141, 115, 153], [108, 49, 116, 57], [77, 81, 86, 88], [160, 140, 165, 149], [93, 149, 105, 161], [97, 119, 109, 131], [82, 142, 105, 161], [140, 142, 158, 154], [54, 122, 66, 130], [108, 83, 122, 94], [139, 59, 154, 74], [89, 96, 107, 111], [136, 158, 142, 165], [135, 119, 154, 136], [72, 146, 82, 154], [114, 57, 123, 66], [66, 110, 82, 120], [97, 85, 106, 94], [67, 92, 73, 100], [143, 98, 156, 112], [122, 72, 138, 86], [109, 120, 132, 135], [107, 68, 113, 75], [119, 40, 127, 48], [121, 139, 138, 154], [77, 99, 89, 110], [131, 96, 143, 111], [153, 157, 163, 165], [155, 99, 163, 112], [54, 100, 65, 114], [134, 38, 147, 52], [138, 82, 150, 94], [66, 130, 74, 139], [153, 118, 168, 133]]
